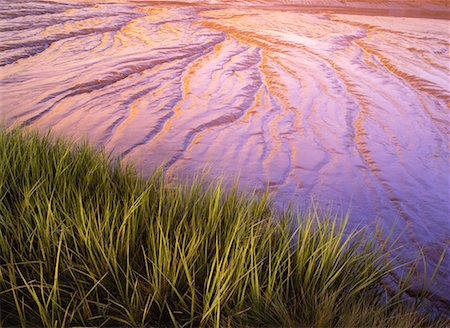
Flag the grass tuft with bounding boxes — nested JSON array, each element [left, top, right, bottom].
[[0, 128, 447, 327]]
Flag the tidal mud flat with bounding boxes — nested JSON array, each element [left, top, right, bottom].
[[0, 0, 449, 312]]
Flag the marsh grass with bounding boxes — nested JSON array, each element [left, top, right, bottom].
[[0, 128, 447, 327]]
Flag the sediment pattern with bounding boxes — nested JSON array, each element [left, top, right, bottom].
[[0, 0, 449, 311]]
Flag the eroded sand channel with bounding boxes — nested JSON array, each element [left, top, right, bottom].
[[0, 0, 449, 313]]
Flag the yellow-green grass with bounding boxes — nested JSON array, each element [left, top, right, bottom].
[[0, 128, 447, 327]]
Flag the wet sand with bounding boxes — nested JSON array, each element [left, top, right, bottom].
[[0, 0, 449, 313]]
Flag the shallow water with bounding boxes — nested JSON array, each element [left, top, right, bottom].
[[0, 0, 449, 313]]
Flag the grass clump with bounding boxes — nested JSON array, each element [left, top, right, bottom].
[[0, 128, 447, 327]]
